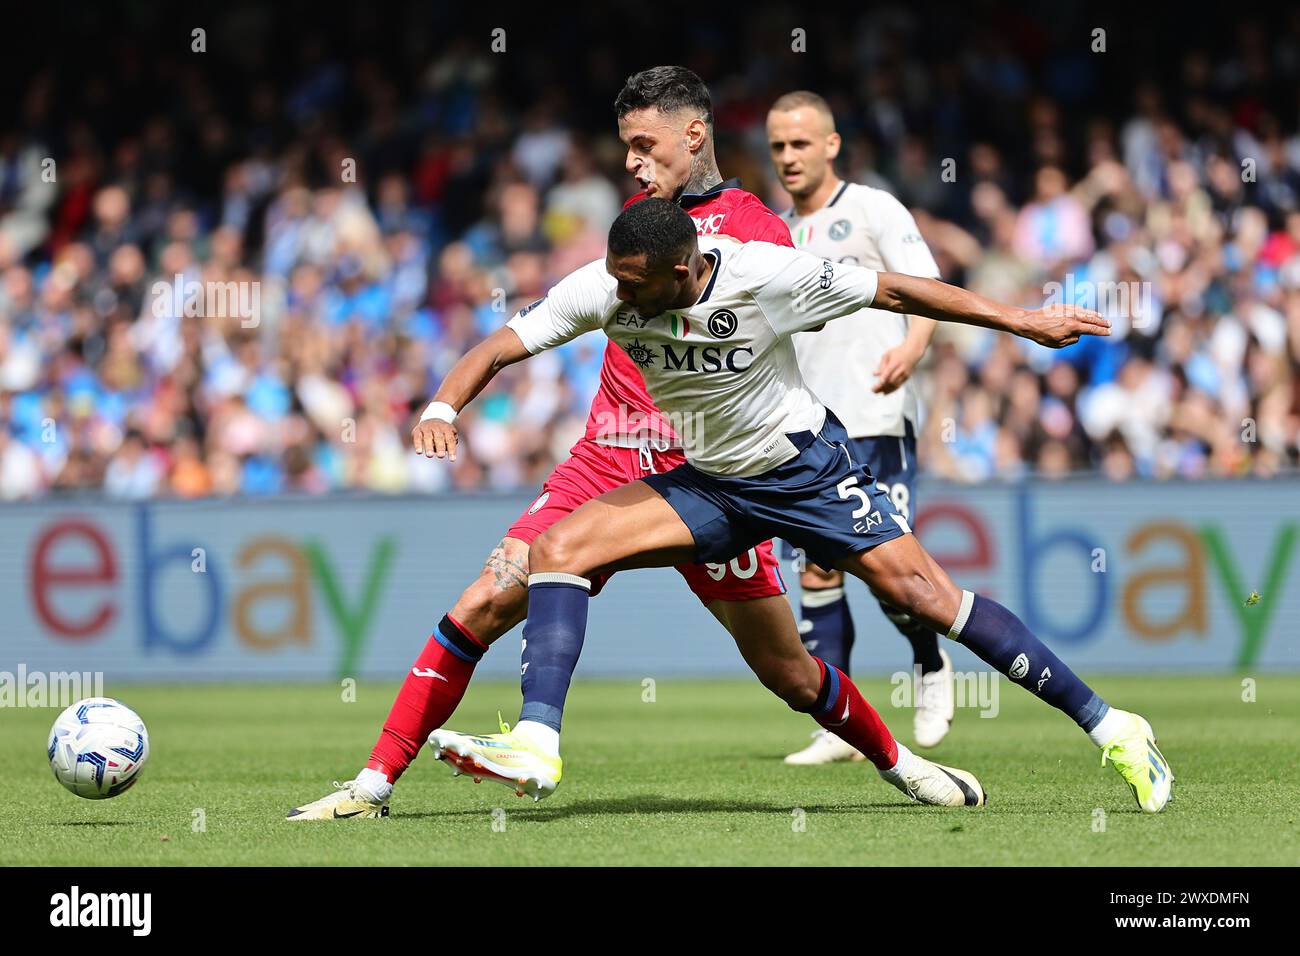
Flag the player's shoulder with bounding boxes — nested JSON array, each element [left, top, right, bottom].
[[685, 180, 791, 243], [699, 234, 745, 263], [570, 255, 616, 285], [548, 256, 618, 308], [839, 181, 904, 213], [841, 182, 918, 226], [723, 185, 779, 213], [685, 179, 754, 210], [717, 235, 799, 283], [725, 188, 788, 225], [729, 194, 794, 246]]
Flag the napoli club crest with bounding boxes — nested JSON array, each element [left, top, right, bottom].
[[828, 219, 852, 241], [707, 309, 738, 338]]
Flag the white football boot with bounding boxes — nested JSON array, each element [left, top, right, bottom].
[[783, 728, 866, 765], [880, 749, 986, 807], [913, 649, 956, 748], [286, 779, 390, 820]]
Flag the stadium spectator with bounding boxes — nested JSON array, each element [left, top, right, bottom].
[[1, 5, 1297, 500]]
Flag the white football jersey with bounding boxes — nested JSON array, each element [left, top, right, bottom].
[[507, 237, 880, 477], [782, 181, 940, 438]]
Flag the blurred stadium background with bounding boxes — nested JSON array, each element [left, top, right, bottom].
[[2, 2, 1298, 681]]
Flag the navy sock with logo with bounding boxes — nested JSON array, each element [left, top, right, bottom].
[[799, 586, 855, 674], [518, 574, 591, 733], [948, 591, 1108, 731]]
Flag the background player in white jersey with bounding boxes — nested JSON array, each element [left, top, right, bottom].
[[768, 90, 954, 762]]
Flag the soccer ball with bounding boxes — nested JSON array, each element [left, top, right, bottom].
[[47, 697, 150, 799]]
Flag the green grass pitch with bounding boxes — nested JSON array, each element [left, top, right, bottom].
[[4, 675, 1298, 866]]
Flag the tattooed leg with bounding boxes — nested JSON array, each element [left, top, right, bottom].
[[447, 536, 531, 646]]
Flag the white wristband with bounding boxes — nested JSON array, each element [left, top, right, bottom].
[[419, 401, 457, 424]]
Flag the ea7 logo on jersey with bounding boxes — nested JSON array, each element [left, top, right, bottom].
[[707, 309, 738, 338], [615, 310, 652, 328], [693, 212, 726, 234]]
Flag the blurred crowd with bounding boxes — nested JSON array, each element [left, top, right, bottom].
[[1, 4, 1299, 501]]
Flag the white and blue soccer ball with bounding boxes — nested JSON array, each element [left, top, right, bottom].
[[48, 697, 150, 799]]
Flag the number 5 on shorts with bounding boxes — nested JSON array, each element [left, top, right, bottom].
[[837, 475, 887, 533], [837, 476, 873, 518]]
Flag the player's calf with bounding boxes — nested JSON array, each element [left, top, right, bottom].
[[873, 572, 963, 635], [751, 654, 821, 711]]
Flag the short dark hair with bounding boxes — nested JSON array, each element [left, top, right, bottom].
[[608, 198, 698, 268], [615, 66, 713, 130]]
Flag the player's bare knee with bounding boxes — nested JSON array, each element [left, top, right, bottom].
[[529, 526, 587, 575]]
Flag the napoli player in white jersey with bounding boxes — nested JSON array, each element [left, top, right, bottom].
[[768, 90, 954, 762], [414, 198, 1174, 816]]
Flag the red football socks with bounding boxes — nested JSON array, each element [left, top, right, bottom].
[[365, 615, 486, 782], [809, 658, 899, 771]]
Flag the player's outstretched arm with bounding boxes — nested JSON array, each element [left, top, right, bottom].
[[411, 326, 531, 461], [872, 272, 1109, 348]]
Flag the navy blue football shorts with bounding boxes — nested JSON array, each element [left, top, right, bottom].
[[777, 420, 919, 563], [642, 410, 912, 570]]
